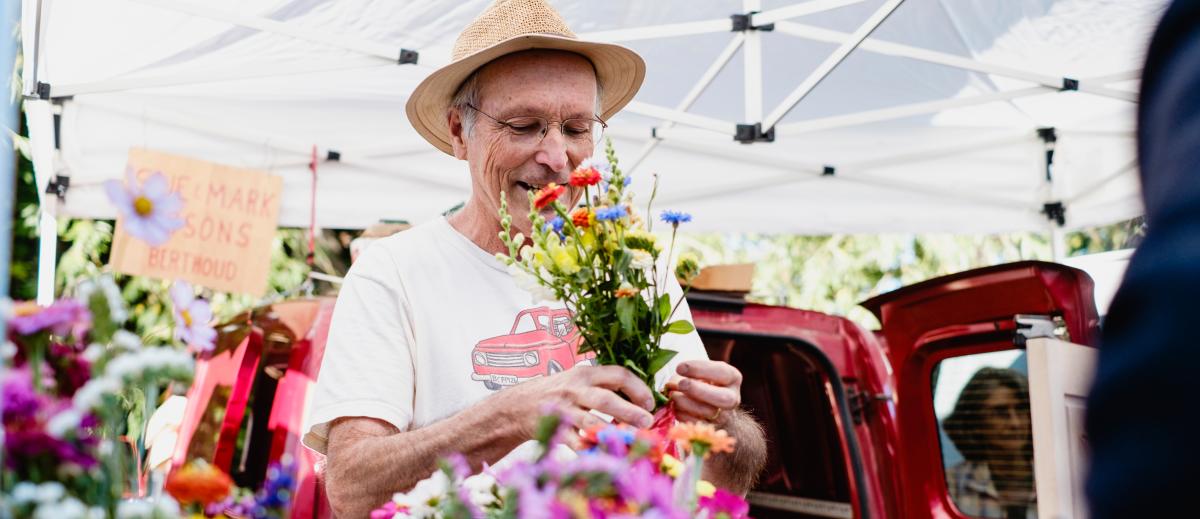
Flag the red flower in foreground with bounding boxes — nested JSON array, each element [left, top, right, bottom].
[[569, 166, 603, 187], [533, 183, 566, 210]]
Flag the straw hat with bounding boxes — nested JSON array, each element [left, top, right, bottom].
[[406, 0, 646, 155]]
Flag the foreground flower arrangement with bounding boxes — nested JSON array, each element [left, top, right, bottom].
[[372, 413, 749, 519], [496, 143, 700, 406], [2, 276, 195, 518]]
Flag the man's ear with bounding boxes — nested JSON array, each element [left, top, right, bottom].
[[448, 108, 469, 160]]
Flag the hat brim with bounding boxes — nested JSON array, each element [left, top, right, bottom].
[[406, 34, 646, 155]]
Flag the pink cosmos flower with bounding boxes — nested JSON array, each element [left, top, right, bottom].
[[170, 280, 216, 354], [104, 169, 185, 246]]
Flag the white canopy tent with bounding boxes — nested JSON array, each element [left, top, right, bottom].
[[21, 0, 1165, 301]]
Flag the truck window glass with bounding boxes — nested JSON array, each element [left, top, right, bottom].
[[932, 350, 1037, 519]]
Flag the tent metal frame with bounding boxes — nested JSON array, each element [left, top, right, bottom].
[[22, 0, 1144, 301]]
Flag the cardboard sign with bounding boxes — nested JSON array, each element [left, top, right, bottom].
[[109, 149, 283, 295]]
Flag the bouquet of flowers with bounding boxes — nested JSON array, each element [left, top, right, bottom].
[[1, 276, 195, 518], [371, 413, 749, 519], [495, 143, 700, 406]]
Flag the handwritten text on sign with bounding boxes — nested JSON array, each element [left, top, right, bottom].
[[109, 149, 283, 295]]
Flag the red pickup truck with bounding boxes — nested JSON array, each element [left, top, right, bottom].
[[470, 307, 597, 390], [176, 260, 1097, 519]]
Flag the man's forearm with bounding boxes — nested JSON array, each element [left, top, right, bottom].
[[702, 408, 767, 494], [325, 399, 526, 518]]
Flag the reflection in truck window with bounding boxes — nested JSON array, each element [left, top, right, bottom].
[[933, 352, 1036, 519], [551, 316, 572, 337]]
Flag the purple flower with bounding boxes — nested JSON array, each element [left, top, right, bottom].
[[170, 280, 216, 354], [545, 216, 565, 237], [104, 169, 185, 246], [7, 299, 92, 338], [517, 483, 569, 519], [2, 369, 43, 421]]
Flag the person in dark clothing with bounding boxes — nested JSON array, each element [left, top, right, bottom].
[[1086, 1, 1200, 517]]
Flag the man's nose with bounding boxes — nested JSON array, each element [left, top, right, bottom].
[[535, 126, 570, 173]]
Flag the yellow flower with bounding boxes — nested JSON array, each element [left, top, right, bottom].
[[661, 454, 684, 478], [696, 480, 716, 498], [548, 241, 580, 275]]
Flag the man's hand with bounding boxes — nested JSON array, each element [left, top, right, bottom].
[[493, 365, 657, 446], [665, 359, 743, 426]]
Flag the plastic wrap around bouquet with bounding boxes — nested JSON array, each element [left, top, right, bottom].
[[371, 414, 748, 519], [495, 142, 701, 410]]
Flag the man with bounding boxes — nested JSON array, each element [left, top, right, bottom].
[[302, 1, 767, 516], [1085, 1, 1200, 517]]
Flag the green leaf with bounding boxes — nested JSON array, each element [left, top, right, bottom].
[[666, 320, 695, 334], [647, 348, 678, 376], [657, 294, 671, 322], [623, 358, 648, 379], [616, 297, 635, 335]]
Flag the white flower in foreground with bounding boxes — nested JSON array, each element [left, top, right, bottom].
[[76, 275, 127, 324], [11, 482, 38, 504], [463, 472, 498, 508], [509, 264, 556, 303], [46, 408, 84, 439], [33, 482, 65, 504], [395, 469, 451, 518], [630, 249, 655, 270], [113, 329, 143, 351], [117, 496, 180, 519]]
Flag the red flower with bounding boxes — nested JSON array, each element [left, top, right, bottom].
[[165, 462, 234, 506], [533, 183, 566, 210], [570, 208, 592, 228], [569, 166, 602, 187]]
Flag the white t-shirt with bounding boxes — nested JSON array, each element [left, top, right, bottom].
[[302, 217, 708, 455]]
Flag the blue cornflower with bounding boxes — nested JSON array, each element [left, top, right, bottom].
[[543, 216, 565, 238], [660, 210, 692, 225], [595, 205, 629, 221]]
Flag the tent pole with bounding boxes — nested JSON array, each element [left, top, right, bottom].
[[743, 0, 763, 124], [627, 34, 744, 174], [623, 101, 735, 134], [753, 0, 870, 25], [579, 18, 729, 43], [776, 86, 1053, 135], [35, 202, 56, 305], [763, 0, 906, 129], [774, 21, 1138, 103], [1050, 227, 1067, 262], [127, 0, 405, 64]]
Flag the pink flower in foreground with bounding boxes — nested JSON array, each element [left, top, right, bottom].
[[7, 299, 92, 339], [104, 170, 185, 246], [170, 281, 216, 354], [698, 489, 750, 519]]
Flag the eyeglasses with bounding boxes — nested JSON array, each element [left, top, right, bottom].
[[467, 103, 607, 149]]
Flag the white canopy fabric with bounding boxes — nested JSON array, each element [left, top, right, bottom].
[[22, 0, 1164, 236]]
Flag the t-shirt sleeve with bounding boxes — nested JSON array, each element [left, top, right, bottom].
[[302, 244, 415, 455], [654, 273, 710, 390]]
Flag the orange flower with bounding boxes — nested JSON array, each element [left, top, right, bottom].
[[165, 461, 234, 506], [569, 166, 603, 187], [570, 207, 592, 228], [533, 182, 566, 210], [615, 285, 639, 298], [668, 422, 736, 457]]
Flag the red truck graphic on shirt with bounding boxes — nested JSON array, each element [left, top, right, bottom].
[[470, 307, 597, 390]]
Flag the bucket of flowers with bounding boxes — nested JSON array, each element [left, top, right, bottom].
[[371, 413, 749, 519]]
